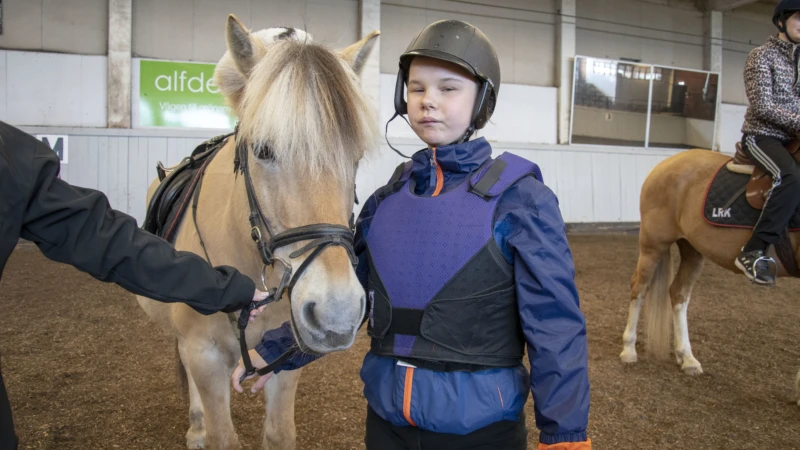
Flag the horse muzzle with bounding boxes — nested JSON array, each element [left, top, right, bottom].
[[293, 292, 365, 353]]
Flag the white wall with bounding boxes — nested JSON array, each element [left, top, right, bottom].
[[718, 102, 747, 155], [380, 0, 557, 86], [132, 0, 359, 63], [576, 0, 704, 69], [0, 50, 107, 127], [722, 49, 748, 105], [721, 3, 775, 105], [0, 0, 108, 55]]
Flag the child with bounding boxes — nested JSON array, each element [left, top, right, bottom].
[[234, 20, 591, 450], [737, 0, 800, 285]]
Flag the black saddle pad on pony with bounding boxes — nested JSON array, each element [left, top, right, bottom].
[[702, 161, 800, 230], [142, 133, 231, 242]]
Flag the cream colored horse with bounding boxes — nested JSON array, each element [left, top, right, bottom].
[[137, 15, 379, 450], [619, 150, 800, 382]]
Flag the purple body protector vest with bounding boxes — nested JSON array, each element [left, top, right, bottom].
[[365, 152, 543, 369]]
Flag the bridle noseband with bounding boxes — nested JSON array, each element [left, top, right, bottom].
[[233, 132, 357, 382]]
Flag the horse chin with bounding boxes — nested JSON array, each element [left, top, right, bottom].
[[289, 313, 356, 355]]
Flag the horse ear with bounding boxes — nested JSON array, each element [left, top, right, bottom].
[[226, 14, 255, 76], [340, 30, 380, 76]]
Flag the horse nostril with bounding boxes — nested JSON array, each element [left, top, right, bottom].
[[301, 301, 322, 331]]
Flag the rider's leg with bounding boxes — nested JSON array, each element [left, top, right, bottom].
[[745, 135, 800, 246], [738, 135, 800, 283]]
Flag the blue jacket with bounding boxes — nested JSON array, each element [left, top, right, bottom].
[[256, 138, 590, 445]]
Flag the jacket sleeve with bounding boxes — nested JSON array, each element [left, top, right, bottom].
[[744, 48, 800, 135], [19, 133, 255, 315], [255, 322, 322, 372], [503, 178, 590, 446]]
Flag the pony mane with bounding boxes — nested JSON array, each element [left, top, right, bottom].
[[215, 32, 379, 180]]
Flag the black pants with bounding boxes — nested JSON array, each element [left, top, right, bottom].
[[364, 406, 527, 450], [742, 135, 800, 245], [0, 358, 17, 450]]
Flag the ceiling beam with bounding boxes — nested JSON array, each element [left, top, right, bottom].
[[705, 0, 761, 11]]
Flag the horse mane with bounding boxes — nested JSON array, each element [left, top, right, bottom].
[[215, 33, 378, 180]]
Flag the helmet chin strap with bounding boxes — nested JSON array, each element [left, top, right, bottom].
[[452, 124, 476, 146], [780, 15, 800, 44], [783, 28, 800, 44], [450, 81, 490, 146]]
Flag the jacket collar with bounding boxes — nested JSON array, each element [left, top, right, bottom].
[[768, 34, 797, 58], [410, 137, 492, 182]]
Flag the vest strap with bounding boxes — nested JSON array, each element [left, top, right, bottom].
[[375, 161, 413, 204], [469, 159, 507, 198], [468, 152, 544, 199], [387, 308, 424, 336], [397, 357, 494, 373]]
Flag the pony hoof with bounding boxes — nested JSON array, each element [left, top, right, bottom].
[[619, 349, 638, 363], [681, 364, 703, 376], [187, 441, 204, 450], [186, 431, 205, 449]]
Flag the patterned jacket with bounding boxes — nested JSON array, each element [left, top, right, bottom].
[[742, 35, 800, 143]]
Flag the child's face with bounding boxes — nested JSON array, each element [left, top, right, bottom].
[[784, 12, 800, 42], [407, 57, 479, 148]]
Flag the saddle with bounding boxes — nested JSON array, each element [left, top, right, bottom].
[[727, 139, 800, 210], [142, 133, 232, 242]]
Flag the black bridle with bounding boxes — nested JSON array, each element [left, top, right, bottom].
[[233, 133, 357, 382]]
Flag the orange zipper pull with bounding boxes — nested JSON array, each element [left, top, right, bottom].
[[431, 147, 444, 197]]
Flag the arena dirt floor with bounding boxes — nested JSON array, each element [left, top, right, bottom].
[[2, 234, 800, 449]]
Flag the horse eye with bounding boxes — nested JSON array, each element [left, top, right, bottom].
[[254, 145, 275, 161]]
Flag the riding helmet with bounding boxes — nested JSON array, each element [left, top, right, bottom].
[[393, 20, 500, 131], [773, 0, 800, 42]]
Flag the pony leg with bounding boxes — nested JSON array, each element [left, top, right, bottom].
[[620, 289, 644, 363], [185, 338, 240, 450], [621, 245, 670, 363], [178, 339, 207, 449], [261, 369, 302, 450], [670, 239, 704, 375]]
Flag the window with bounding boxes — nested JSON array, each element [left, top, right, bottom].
[[571, 56, 719, 150]]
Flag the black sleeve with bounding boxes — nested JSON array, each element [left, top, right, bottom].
[[18, 134, 255, 315]]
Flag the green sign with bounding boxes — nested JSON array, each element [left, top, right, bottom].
[[138, 59, 237, 128]]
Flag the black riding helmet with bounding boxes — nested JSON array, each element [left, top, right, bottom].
[[394, 20, 500, 136], [773, 0, 800, 43]]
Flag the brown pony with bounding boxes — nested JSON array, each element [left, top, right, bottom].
[[137, 15, 380, 449], [619, 149, 799, 381]]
